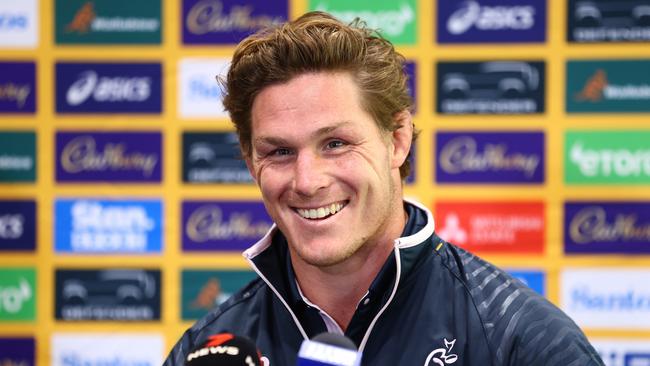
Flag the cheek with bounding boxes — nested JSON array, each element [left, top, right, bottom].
[[257, 166, 288, 198]]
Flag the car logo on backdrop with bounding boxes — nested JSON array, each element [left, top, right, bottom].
[[55, 269, 161, 321], [56, 62, 161, 113], [55, 199, 163, 254], [0, 62, 36, 113], [183, 132, 253, 183], [55, 131, 162, 182], [437, 61, 545, 114], [435, 131, 545, 183], [0, 200, 36, 251], [568, 0, 650, 42], [182, 201, 272, 251], [182, 0, 288, 44], [565, 202, 650, 254], [437, 0, 546, 43]]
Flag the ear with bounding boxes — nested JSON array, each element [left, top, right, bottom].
[[389, 110, 413, 170]]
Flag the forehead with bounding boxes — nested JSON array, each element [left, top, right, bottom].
[[250, 72, 375, 137]]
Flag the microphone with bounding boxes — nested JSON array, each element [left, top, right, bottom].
[[185, 333, 262, 366], [296, 332, 362, 366]]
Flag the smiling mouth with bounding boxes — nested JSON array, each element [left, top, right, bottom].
[[294, 201, 348, 220]]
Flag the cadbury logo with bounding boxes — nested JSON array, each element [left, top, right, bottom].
[[569, 206, 650, 244], [60, 136, 158, 176], [186, 0, 284, 35], [439, 136, 539, 177], [0, 83, 31, 108], [186, 205, 271, 242]]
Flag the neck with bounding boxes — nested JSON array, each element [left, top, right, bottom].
[[291, 203, 408, 332]]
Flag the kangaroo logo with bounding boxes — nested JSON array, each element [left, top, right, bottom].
[[424, 338, 458, 365]]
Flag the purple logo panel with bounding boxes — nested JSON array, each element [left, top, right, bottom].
[[56, 132, 162, 182], [436, 131, 544, 183], [0, 338, 35, 366], [182, 0, 288, 44], [0, 62, 36, 113], [56, 62, 161, 113], [0, 200, 36, 251], [182, 201, 272, 251], [565, 202, 650, 254], [437, 0, 546, 43], [404, 60, 417, 114]]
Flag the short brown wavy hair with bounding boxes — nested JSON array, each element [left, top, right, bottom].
[[221, 11, 416, 178]]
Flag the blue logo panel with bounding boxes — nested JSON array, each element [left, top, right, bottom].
[[55, 199, 163, 254], [508, 270, 545, 295]]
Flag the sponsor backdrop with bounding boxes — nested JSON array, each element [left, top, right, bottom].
[[0, 0, 648, 364]]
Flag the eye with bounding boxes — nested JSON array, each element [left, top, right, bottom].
[[270, 148, 292, 156], [326, 140, 345, 149]]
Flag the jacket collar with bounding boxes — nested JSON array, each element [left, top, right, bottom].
[[242, 198, 436, 348]]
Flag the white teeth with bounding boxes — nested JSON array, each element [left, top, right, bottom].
[[297, 202, 344, 219]]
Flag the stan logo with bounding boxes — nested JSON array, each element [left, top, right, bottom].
[[425, 338, 458, 365], [186, 206, 271, 242], [60, 136, 158, 176], [66, 2, 95, 33], [447, 1, 535, 35], [186, 0, 284, 35]]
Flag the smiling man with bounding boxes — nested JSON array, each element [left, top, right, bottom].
[[165, 12, 603, 366]]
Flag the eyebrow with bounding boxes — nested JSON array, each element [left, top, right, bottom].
[[253, 121, 353, 146]]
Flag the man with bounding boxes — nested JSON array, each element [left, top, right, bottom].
[[165, 12, 604, 365]]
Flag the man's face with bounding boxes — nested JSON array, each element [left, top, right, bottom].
[[247, 71, 409, 268]]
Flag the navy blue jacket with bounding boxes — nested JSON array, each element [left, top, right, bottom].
[[164, 200, 603, 365]]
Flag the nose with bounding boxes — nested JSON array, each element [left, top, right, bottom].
[[292, 151, 330, 197]]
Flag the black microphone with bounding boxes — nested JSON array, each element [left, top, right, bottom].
[[296, 332, 362, 366], [185, 333, 262, 366]]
